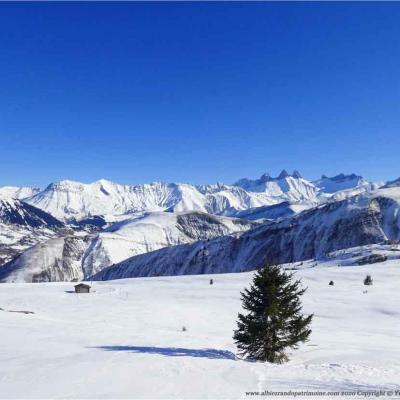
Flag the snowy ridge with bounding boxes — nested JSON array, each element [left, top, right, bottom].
[[234, 169, 317, 200], [0, 186, 41, 199], [313, 173, 369, 194], [25, 179, 225, 221], [23, 171, 375, 222]]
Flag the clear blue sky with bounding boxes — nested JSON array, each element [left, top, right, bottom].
[[1, 2, 400, 187]]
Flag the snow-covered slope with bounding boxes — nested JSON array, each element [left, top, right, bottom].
[[92, 186, 400, 280], [0, 236, 87, 283], [0, 197, 63, 229], [229, 201, 315, 221], [81, 211, 257, 278], [0, 197, 66, 266], [0, 186, 41, 199], [0, 211, 257, 282], [1, 262, 399, 398]]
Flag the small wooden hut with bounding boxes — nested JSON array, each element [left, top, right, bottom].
[[74, 283, 91, 293]]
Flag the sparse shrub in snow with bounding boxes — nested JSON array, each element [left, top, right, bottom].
[[329, 281, 334, 286], [209, 279, 213, 285], [182, 326, 187, 332], [233, 265, 313, 363], [364, 275, 373, 286]]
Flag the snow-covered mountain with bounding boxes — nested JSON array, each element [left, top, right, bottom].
[[24, 171, 371, 222], [0, 170, 386, 282], [0, 197, 66, 266], [91, 185, 400, 280], [23, 178, 288, 222], [0, 211, 257, 282], [233, 170, 318, 201], [313, 173, 368, 194], [24, 179, 224, 221], [313, 173, 382, 197], [0, 186, 41, 199]]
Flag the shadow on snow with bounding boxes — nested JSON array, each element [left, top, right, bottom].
[[90, 345, 236, 360]]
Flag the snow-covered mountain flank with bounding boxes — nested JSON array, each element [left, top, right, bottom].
[[0, 171, 392, 282], [91, 185, 400, 280], [0, 197, 67, 266], [0, 211, 257, 282]]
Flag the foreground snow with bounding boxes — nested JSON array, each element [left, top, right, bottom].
[[0, 262, 399, 399]]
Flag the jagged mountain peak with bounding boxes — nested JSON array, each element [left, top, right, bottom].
[[292, 170, 302, 179], [277, 169, 290, 179], [235, 169, 304, 186]]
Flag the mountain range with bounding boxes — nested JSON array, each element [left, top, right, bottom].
[[16, 170, 376, 220], [0, 170, 395, 282]]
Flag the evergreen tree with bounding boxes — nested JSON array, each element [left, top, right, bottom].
[[364, 275, 373, 285], [233, 265, 313, 363]]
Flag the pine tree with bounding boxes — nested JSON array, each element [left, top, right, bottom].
[[233, 265, 313, 363], [364, 275, 373, 286]]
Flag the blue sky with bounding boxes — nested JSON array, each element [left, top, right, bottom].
[[0, 2, 399, 187]]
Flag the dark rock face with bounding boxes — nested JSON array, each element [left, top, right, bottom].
[[176, 212, 257, 241], [74, 215, 107, 230]]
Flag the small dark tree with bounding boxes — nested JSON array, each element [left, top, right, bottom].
[[364, 275, 373, 286], [233, 265, 313, 363], [329, 280, 334, 286]]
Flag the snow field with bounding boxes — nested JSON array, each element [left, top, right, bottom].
[[1, 261, 400, 398]]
